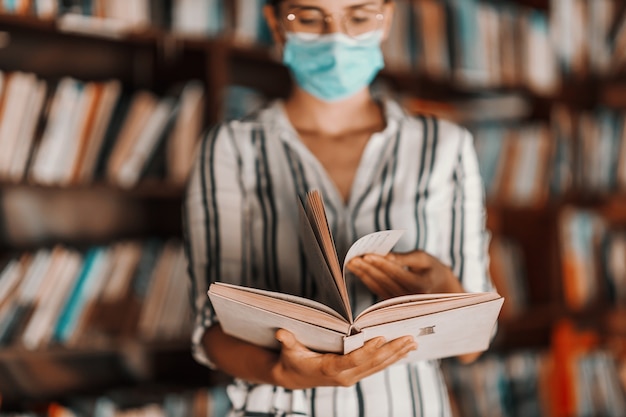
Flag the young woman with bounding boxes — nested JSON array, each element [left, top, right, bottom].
[[184, 0, 495, 415]]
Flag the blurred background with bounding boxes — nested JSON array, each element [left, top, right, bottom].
[[0, 0, 625, 416]]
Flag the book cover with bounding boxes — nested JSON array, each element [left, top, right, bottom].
[[209, 190, 503, 362]]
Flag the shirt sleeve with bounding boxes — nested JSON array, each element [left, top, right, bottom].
[[448, 127, 494, 294], [182, 123, 245, 368]]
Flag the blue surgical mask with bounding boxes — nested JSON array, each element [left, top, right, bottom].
[[282, 31, 385, 102]]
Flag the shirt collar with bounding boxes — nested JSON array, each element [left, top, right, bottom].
[[257, 97, 406, 144]]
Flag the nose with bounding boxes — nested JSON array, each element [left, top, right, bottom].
[[322, 14, 342, 34]]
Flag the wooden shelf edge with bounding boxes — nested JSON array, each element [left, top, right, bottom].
[[0, 180, 186, 199], [0, 337, 192, 361]]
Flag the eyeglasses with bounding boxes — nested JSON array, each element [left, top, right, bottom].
[[282, 7, 385, 39]]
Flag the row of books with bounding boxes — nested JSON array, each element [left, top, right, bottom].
[[382, 0, 557, 93], [443, 350, 546, 417], [0, 238, 191, 350], [387, 0, 624, 90], [551, 105, 626, 195], [0, 0, 259, 42], [0, 71, 205, 187], [558, 207, 626, 310], [472, 122, 553, 208], [0, 385, 229, 417], [472, 105, 626, 207], [6, 1, 626, 92], [443, 344, 626, 417]]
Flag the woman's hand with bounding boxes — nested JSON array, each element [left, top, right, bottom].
[[346, 251, 483, 364], [204, 324, 417, 390], [271, 329, 417, 390], [346, 250, 464, 299]]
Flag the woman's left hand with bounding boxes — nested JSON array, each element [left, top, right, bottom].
[[346, 250, 464, 299]]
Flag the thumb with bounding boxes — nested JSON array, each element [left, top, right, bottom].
[[275, 328, 301, 350]]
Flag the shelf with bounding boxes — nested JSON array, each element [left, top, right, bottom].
[[227, 42, 292, 98], [0, 338, 214, 406], [492, 304, 559, 351], [0, 338, 191, 361], [0, 183, 185, 252], [514, 0, 549, 9], [5, 12, 626, 112], [493, 305, 626, 352], [0, 180, 185, 199]]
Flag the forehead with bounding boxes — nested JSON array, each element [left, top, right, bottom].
[[281, 0, 384, 11]]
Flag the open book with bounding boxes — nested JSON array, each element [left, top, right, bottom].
[[208, 190, 504, 362]]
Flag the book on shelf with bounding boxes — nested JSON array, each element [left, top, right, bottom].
[[558, 208, 606, 310], [166, 80, 205, 185], [0, 70, 208, 186], [209, 189, 504, 362], [0, 239, 192, 350], [418, 0, 452, 78], [488, 236, 528, 319]]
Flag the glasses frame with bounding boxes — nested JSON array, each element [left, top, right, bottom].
[[280, 6, 385, 39]]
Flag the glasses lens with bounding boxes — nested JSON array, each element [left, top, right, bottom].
[[344, 9, 384, 37], [285, 8, 325, 34]]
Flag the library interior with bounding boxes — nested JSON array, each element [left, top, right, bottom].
[[0, 0, 625, 416]]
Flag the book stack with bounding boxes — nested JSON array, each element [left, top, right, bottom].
[[0, 72, 206, 187]]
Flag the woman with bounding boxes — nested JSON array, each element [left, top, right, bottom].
[[183, 0, 494, 415]]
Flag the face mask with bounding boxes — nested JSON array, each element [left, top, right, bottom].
[[282, 31, 385, 102]]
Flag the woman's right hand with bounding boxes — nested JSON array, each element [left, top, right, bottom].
[[270, 329, 417, 390]]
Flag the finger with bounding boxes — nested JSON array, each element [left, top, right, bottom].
[[362, 255, 425, 294], [349, 258, 402, 299], [341, 336, 415, 370], [387, 251, 433, 271], [276, 328, 307, 353], [361, 338, 418, 376], [340, 336, 417, 378]]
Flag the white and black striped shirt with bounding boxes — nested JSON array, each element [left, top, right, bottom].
[[183, 98, 493, 416]]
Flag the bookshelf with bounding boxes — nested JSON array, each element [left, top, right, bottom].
[[0, 0, 626, 415]]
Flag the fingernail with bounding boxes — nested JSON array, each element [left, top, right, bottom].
[[364, 255, 378, 263]]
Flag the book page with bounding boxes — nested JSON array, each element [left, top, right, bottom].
[[300, 190, 405, 322], [210, 291, 348, 353], [298, 200, 350, 320], [343, 230, 405, 273], [356, 298, 505, 362], [210, 282, 347, 330], [353, 292, 502, 330], [304, 191, 349, 318]]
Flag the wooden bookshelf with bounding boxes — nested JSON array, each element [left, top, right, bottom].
[[0, 341, 216, 408], [1, 0, 626, 414]]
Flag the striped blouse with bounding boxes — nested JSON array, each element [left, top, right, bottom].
[[183, 98, 494, 417]]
